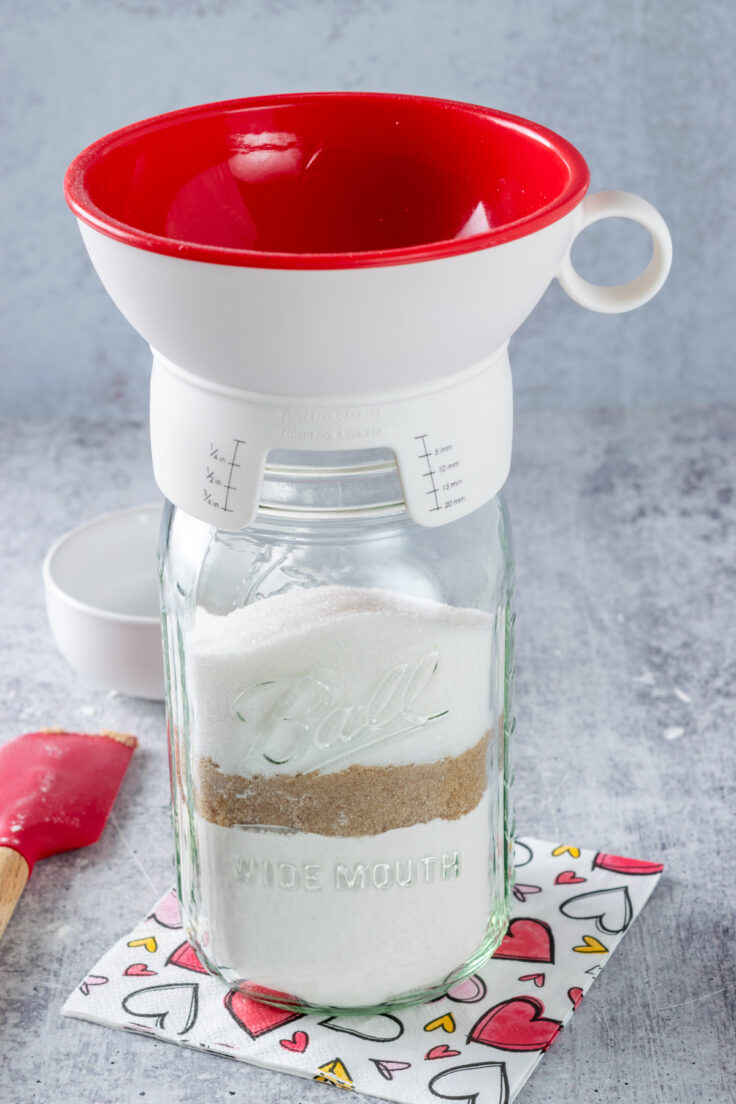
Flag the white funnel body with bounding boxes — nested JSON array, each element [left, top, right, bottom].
[[77, 209, 579, 396], [78, 211, 581, 527]]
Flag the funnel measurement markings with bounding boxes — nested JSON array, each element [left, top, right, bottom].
[[415, 434, 442, 512], [203, 438, 246, 513], [415, 436, 466, 514]]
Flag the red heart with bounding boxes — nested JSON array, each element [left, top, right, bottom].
[[568, 986, 584, 1009], [469, 996, 562, 1052], [166, 941, 208, 975], [124, 963, 157, 977], [493, 918, 554, 964], [425, 1044, 461, 1060], [593, 852, 664, 876], [224, 990, 304, 1039], [279, 1030, 309, 1053], [555, 870, 586, 885]]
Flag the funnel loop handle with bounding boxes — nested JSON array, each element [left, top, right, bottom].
[[558, 190, 672, 314]]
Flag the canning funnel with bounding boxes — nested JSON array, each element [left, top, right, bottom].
[[65, 93, 671, 528]]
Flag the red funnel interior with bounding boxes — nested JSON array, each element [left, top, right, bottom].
[[65, 93, 589, 269]]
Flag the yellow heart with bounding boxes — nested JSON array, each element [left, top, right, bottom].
[[127, 936, 158, 954], [314, 1058, 353, 1089], [424, 1013, 456, 1034], [552, 845, 580, 858], [573, 934, 608, 954]]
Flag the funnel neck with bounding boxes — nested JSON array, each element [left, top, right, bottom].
[[150, 346, 512, 530]]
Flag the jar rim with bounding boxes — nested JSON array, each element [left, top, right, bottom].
[[258, 453, 407, 520]]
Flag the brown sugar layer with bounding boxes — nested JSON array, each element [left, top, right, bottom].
[[196, 731, 491, 838]]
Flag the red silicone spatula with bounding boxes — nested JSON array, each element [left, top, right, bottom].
[[0, 728, 137, 938]]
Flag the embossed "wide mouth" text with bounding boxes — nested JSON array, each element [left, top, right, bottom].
[[231, 851, 462, 892]]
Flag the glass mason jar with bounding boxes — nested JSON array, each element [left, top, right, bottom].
[[159, 448, 515, 1015]]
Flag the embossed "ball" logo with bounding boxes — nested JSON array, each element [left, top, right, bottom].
[[232, 651, 448, 771]]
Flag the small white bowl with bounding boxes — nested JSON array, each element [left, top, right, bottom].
[[43, 504, 165, 700]]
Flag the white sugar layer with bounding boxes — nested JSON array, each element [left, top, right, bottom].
[[186, 585, 495, 776]]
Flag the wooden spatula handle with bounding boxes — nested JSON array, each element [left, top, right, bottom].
[[0, 846, 30, 939]]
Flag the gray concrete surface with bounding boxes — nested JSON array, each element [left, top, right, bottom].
[[1, 408, 734, 1103], [1, 0, 734, 419]]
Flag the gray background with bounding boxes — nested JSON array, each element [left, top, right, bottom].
[[1, 0, 734, 418], [2, 4, 736, 1104]]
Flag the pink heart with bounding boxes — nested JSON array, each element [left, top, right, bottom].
[[279, 1030, 309, 1053], [519, 973, 546, 988], [371, 1060, 412, 1081], [125, 963, 158, 977], [513, 883, 542, 902], [447, 975, 486, 1003], [425, 1044, 461, 1060], [555, 870, 586, 885], [79, 974, 108, 995], [151, 889, 182, 929]]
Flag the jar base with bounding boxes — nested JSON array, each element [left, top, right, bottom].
[[214, 891, 512, 1018]]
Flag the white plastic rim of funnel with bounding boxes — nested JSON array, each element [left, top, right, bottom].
[[557, 191, 673, 313]]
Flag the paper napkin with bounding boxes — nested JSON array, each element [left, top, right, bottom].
[[62, 837, 663, 1103]]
